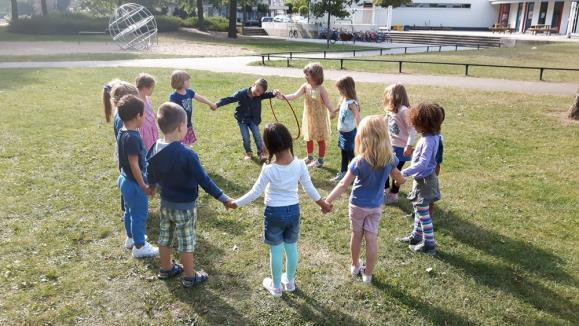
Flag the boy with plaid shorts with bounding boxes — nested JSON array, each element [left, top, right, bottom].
[[147, 102, 234, 288]]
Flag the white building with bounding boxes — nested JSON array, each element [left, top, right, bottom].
[[346, 0, 579, 35]]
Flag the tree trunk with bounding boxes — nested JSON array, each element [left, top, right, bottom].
[[241, 0, 246, 35], [228, 0, 237, 38], [41, 0, 48, 15], [326, 0, 331, 48], [197, 0, 206, 31], [568, 90, 579, 120], [10, 0, 18, 23]]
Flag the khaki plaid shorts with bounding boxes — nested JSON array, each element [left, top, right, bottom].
[[159, 207, 197, 253]]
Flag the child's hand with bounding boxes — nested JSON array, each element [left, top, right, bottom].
[[224, 200, 237, 209], [394, 177, 407, 186], [275, 92, 285, 100], [209, 103, 217, 111], [142, 185, 155, 197], [317, 198, 333, 214], [403, 145, 414, 157], [329, 109, 337, 119]]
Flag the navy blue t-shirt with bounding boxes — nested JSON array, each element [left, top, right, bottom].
[[169, 89, 195, 128], [117, 130, 146, 182]]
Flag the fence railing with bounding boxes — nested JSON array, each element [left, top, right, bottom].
[[261, 43, 490, 61], [259, 54, 579, 81]]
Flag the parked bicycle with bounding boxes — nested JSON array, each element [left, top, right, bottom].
[[288, 23, 299, 38]]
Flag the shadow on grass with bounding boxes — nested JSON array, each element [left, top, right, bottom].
[[283, 290, 364, 325], [157, 238, 252, 325], [373, 278, 472, 324]]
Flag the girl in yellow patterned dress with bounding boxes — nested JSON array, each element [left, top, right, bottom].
[[283, 63, 337, 168]]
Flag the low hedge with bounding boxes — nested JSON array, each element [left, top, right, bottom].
[[8, 14, 181, 35], [182, 16, 229, 32]]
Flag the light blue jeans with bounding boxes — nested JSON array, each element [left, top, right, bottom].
[[238, 121, 264, 154], [118, 175, 148, 247]]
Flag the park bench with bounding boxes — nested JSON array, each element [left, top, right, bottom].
[[489, 24, 515, 34], [78, 31, 108, 44], [528, 24, 557, 35]]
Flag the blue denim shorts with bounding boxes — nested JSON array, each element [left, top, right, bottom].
[[263, 204, 300, 245]]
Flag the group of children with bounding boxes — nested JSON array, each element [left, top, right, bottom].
[[102, 62, 445, 295]]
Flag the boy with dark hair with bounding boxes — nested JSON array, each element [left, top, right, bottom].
[[116, 94, 159, 258], [147, 102, 234, 287]]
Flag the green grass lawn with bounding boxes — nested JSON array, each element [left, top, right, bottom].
[[255, 42, 579, 83], [0, 67, 577, 324]]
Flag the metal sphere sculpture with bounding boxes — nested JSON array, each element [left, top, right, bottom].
[[108, 3, 158, 51]]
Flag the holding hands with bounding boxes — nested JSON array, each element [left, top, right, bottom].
[[316, 198, 333, 214], [224, 199, 238, 209], [209, 103, 218, 111]]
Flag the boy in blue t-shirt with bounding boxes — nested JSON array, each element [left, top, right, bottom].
[[116, 95, 158, 258]]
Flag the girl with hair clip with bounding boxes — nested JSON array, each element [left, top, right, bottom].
[[383, 83, 416, 204]]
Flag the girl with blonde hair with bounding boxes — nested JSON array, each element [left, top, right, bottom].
[[325, 115, 406, 283]]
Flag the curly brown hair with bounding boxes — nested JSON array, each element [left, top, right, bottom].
[[408, 103, 444, 134]]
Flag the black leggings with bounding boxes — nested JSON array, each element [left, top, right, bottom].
[[385, 160, 406, 193], [341, 149, 355, 173]]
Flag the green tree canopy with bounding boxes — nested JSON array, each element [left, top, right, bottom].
[[373, 0, 412, 8]]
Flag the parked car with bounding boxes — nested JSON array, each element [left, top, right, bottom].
[[273, 15, 291, 23], [261, 17, 273, 24], [244, 20, 260, 27], [292, 16, 308, 23]]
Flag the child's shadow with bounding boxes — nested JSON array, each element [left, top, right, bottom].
[[283, 290, 365, 325], [156, 238, 252, 325], [396, 199, 577, 323]]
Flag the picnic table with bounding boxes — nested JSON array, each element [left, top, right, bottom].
[[527, 24, 557, 35], [489, 24, 515, 34]]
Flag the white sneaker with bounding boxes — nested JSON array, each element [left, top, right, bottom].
[[362, 273, 372, 284], [124, 235, 148, 249], [281, 273, 296, 292], [331, 172, 345, 182], [262, 277, 282, 297], [307, 160, 323, 168], [350, 261, 365, 276], [132, 241, 159, 258], [384, 191, 399, 204]]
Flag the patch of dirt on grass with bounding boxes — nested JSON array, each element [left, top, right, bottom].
[[545, 108, 579, 126]]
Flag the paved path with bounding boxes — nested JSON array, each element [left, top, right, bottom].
[[0, 56, 576, 96]]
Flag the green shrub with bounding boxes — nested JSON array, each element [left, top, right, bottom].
[[154, 15, 183, 32], [7, 13, 108, 34], [182, 16, 228, 32], [7, 14, 182, 35]]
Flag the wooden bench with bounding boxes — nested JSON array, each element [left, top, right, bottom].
[[528, 24, 556, 35], [489, 24, 515, 34], [78, 31, 108, 44]]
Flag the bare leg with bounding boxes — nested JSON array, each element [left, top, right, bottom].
[[350, 231, 364, 267], [364, 232, 378, 275], [180, 252, 194, 278], [159, 246, 172, 271]]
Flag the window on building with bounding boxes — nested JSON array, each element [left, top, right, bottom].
[[401, 3, 472, 9]]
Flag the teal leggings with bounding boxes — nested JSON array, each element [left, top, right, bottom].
[[269, 242, 298, 288]]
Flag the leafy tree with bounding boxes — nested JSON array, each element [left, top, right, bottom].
[[373, 0, 411, 8], [299, 5, 308, 16], [285, 2, 293, 14]]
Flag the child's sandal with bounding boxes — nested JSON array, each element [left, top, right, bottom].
[[157, 260, 184, 280], [182, 270, 209, 288]]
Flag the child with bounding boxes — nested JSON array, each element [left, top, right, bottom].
[[228, 123, 331, 297], [103, 80, 139, 215], [284, 63, 336, 168], [116, 95, 158, 258], [430, 106, 445, 216], [383, 83, 415, 204], [147, 102, 233, 288], [103, 80, 138, 139], [396, 103, 444, 256], [333, 76, 360, 182], [135, 73, 159, 151], [215, 78, 280, 161], [325, 115, 406, 283], [169, 70, 217, 146]]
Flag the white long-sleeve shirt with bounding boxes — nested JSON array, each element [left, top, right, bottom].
[[234, 159, 321, 207]]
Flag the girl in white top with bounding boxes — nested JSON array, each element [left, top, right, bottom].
[[231, 123, 331, 297]]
